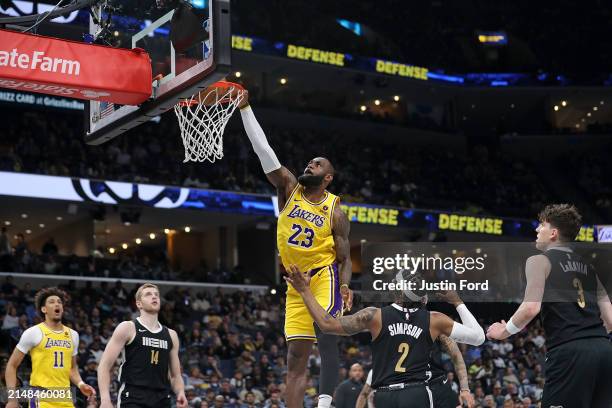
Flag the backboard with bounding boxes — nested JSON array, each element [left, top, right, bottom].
[[85, 0, 231, 145]]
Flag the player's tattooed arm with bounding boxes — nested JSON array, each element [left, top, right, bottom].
[[439, 335, 469, 390], [333, 207, 353, 311], [337, 307, 379, 335], [285, 265, 380, 336], [439, 335, 475, 407]]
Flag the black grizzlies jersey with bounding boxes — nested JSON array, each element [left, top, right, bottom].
[[118, 319, 172, 390], [429, 340, 446, 379], [541, 247, 607, 349], [371, 304, 433, 388]]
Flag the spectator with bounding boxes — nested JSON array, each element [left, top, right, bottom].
[[493, 381, 505, 406], [110, 280, 128, 300], [240, 391, 260, 408], [239, 376, 265, 404], [1, 304, 19, 330], [447, 371, 459, 393], [474, 385, 486, 406], [333, 363, 364, 408], [1, 275, 16, 294], [213, 395, 226, 408], [263, 390, 285, 408], [483, 394, 496, 407], [13, 233, 28, 265], [41, 237, 59, 256], [218, 378, 240, 402], [0, 227, 12, 270], [88, 339, 103, 363], [503, 367, 520, 387], [187, 367, 206, 388], [83, 359, 98, 388]]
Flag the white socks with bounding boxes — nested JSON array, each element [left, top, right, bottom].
[[317, 393, 333, 408]]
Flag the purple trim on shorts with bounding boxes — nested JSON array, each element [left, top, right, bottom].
[[326, 263, 342, 318]]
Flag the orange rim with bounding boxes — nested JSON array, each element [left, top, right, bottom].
[[178, 81, 245, 107]]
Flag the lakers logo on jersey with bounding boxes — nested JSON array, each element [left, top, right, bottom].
[[277, 185, 339, 272], [286, 204, 326, 227], [30, 323, 74, 390]]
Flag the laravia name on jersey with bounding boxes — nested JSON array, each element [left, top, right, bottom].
[[287, 205, 326, 227], [388, 323, 423, 339], [45, 338, 72, 348], [143, 337, 169, 349], [0, 48, 80, 75], [560, 260, 588, 275]]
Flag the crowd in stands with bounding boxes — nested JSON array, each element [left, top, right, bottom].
[[0, 230, 248, 284], [0, 110, 553, 219], [570, 150, 612, 218], [1, 277, 557, 407], [234, 0, 612, 80]]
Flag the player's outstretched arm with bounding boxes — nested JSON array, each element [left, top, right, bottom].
[[487, 255, 548, 340], [5, 326, 44, 408], [98, 321, 133, 407], [284, 265, 381, 336], [333, 206, 353, 311], [239, 95, 297, 205], [168, 329, 187, 408], [431, 294, 485, 346], [68, 331, 96, 399], [439, 335, 474, 408], [70, 355, 96, 399]]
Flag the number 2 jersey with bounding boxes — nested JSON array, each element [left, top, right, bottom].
[[277, 184, 340, 272], [541, 247, 607, 349], [118, 318, 172, 391], [371, 304, 433, 389]]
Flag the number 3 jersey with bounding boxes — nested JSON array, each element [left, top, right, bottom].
[[277, 184, 340, 272], [118, 318, 172, 390], [541, 247, 607, 349], [16, 323, 78, 388], [371, 304, 433, 389]]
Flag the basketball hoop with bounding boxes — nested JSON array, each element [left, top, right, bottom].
[[173, 81, 246, 163]]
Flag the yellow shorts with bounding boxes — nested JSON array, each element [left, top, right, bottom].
[[29, 399, 73, 408], [285, 263, 343, 341]]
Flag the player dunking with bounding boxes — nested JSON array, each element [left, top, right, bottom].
[[4, 287, 96, 408], [487, 204, 612, 408], [239, 93, 353, 408], [98, 283, 187, 408], [286, 268, 485, 408]]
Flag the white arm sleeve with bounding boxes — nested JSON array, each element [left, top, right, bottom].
[[71, 329, 80, 356], [366, 370, 372, 386], [449, 304, 485, 346], [240, 106, 281, 174], [16, 326, 43, 354]]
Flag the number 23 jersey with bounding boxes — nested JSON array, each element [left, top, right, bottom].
[[277, 184, 340, 272]]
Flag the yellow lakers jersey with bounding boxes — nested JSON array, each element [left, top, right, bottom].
[[30, 323, 74, 388], [277, 185, 339, 272]]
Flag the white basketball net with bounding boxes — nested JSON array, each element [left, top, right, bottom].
[[174, 85, 245, 163]]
